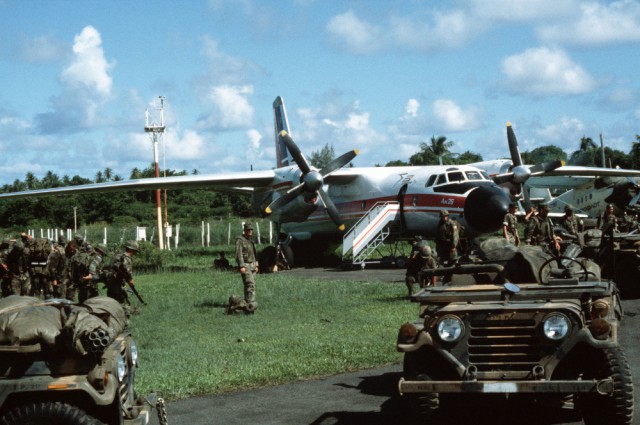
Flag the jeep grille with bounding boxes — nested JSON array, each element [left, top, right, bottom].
[[468, 319, 541, 371]]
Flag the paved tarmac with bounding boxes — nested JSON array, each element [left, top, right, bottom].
[[147, 266, 640, 425]]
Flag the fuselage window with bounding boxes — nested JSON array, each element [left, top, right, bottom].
[[436, 174, 447, 185], [465, 171, 482, 181], [425, 174, 437, 187]]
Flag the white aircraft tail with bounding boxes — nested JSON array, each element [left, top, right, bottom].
[[273, 96, 293, 168]]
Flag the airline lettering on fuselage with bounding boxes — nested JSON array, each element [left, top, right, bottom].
[[397, 173, 415, 185], [440, 198, 455, 206]]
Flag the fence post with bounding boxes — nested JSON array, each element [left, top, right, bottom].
[[201, 221, 205, 247], [207, 222, 210, 247], [176, 223, 180, 249]]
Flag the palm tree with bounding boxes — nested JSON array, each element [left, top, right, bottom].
[[428, 135, 454, 166]]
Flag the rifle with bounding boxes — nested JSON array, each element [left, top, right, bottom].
[[127, 281, 146, 305]]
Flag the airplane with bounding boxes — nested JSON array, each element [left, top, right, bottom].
[[0, 97, 561, 266], [472, 156, 640, 219]]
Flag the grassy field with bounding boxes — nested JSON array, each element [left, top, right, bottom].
[[128, 268, 415, 400]]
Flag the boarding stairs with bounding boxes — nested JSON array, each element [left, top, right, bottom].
[[342, 201, 401, 268]]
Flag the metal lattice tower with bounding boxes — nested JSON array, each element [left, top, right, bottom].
[[145, 96, 166, 250]]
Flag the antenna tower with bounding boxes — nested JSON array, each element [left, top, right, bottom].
[[145, 96, 166, 250]]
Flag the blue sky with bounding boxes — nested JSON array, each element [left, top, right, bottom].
[[1, 0, 639, 184]]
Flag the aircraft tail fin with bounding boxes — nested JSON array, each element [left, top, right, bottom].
[[273, 96, 292, 168]]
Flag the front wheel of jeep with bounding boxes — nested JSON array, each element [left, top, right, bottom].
[[402, 352, 439, 421], [579, 347, 634, 425], [0, 402, 104, 425]]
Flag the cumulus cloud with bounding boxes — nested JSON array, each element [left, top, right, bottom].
[[14, 34, 66, 63], [326, 10, 383, 54], [201, 36, 255, 85], [35, 26, 114, 134], [389, 9, 477, 50], [537, 0, 640, 45], [405, 99, 420, 117], [432, 99, 482, 132], [501, 47, 596, 97], [470, 0, 579, 22], [197, 84, 254, 130]]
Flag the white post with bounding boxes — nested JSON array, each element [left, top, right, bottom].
[[269, 221, 273, 245], [201, 221, 205, 247], [176, 223, 180, 248], [256, 222, 261, 245], [228, 223, 231, 245], [207, 223, 210, 247], [104, 227, 107, 244]]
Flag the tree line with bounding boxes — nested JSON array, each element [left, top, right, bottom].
[[0, 164, 252, 231]]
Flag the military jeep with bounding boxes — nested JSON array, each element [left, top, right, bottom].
[[396, 240, 634, 424], [0, 296, 153, 425]]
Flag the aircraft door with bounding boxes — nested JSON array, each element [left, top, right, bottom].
[[396, 184, 408, 232]]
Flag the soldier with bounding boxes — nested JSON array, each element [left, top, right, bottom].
[[560, 205, 582, 236], [502, 203, 520, 246], [78, 243, 107, 303], [214, 251, 230, 270], [597, 204, 618, 232], [106, 240, 138, 305], [405, 243, 438, 296], [0, 239, 12, 297], [231, 223, 259, 313], [525, 203, 560, 252], [435, 210, 459, 266], [620, 207, 638, 232], [6, 241, 31, 296], [45, 235, 68, 298]]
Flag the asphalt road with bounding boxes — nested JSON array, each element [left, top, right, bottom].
[[147, 267, 640, 425]]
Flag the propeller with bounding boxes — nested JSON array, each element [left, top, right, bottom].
[[492, 122, 564, 211], [265, 130, 358, 231]]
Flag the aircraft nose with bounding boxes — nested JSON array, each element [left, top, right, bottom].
[[464, 185, 510, 234]]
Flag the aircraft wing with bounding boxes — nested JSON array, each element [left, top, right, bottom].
[[0, 170, 277, 200], [527, 166, 640, 189]]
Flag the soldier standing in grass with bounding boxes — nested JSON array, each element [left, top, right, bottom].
[[435, 210, 459, 266], [78, 243, 107, 303], [228, 223, 259, 314], [107, 241, 138, 305]]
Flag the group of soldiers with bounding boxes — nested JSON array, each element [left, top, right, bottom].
[[0, 232, 139, 306]]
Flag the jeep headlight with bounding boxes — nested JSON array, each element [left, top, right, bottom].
[[436, 315, 464, 342], [129, 340, 138, 366], [543, 313, 570, 340], [117, 354, 126, 382]]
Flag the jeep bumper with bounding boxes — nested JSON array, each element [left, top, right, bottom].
[[398, 378, 614, 395]]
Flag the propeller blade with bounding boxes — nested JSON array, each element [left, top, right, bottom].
[[492, 172, 514, 186], [630, 192, 640, 207], [318, 188, 345, 231], [280, 131, 311, 174], [506, 122, 523, 168], [265, 184, 305, 215], [319, 149, 359, 176], [529, 160, 565, 175]]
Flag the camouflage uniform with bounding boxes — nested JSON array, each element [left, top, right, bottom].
[[46, 236, 68, 298], [0, 239, 12, 297], [435, 211, 459, 265], [598, 205, 618, 232], [235, 223, 259, 303], [107, 241, 138, 304], [525, 214, 555, 246], [78, 244, 107, 304], [502, 205, 520, 246], [560, 213, 581, 236], [405, 244, 438, 296], [7, 241, 31, 296]]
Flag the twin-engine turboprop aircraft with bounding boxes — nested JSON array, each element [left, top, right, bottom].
[[0, 97, 560, 265]]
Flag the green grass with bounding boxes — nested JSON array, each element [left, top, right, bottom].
[[128, 269, 415, 400]]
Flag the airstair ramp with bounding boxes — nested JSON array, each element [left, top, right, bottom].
[[342, 201, 400, 267]]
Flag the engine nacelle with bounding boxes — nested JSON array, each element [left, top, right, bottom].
[[255, 192, 318, 223]]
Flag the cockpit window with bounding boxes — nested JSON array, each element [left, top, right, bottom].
[[425, 174, 437, 187], [447, 171, 464, 182], [436, 174, 447, 185], [465, 171, 483, 181], [480, 171, 491, 180]]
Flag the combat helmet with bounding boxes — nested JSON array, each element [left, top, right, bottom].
[[95, 243, 108, 255], [124, 240, 139, 252], [419, 245, 432, 258]]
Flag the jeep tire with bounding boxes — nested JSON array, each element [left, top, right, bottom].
[[0, 402, 104, 425], [402, 352, 439, 420], [580, 347, 634, 425]]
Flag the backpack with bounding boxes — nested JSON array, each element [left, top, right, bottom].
[[70, 251, 93, 281], [31, 238, 52, 263]]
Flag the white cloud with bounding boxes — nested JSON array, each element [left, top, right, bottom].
[[15, 34, 66, 63], [390, 10, 477, 50], [326, 10, 383, 54], [198, 84, 254, 130], [405, 99, 420, 117], [501, 47, 596, 96], [168, 129, 207, 160], [432, 99, 482, 132], [61, 26, 113, 97], [537, 0, 640, 45], [470, 0, 579, 22]]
